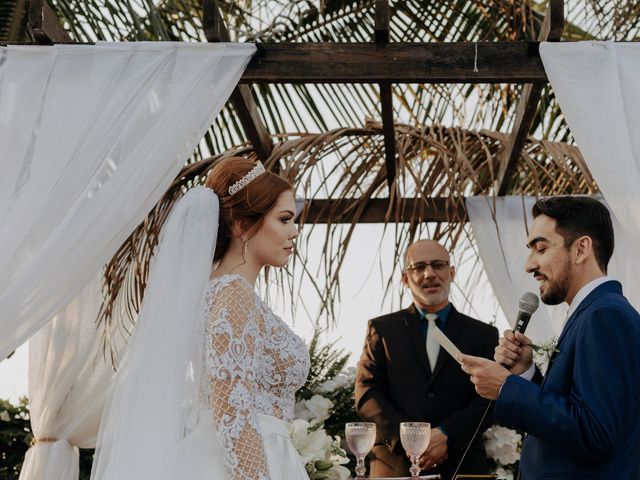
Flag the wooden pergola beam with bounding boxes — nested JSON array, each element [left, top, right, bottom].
[[300, 198, 467, 224], [4, 0, 28, 42], [497, 0, 564, 195], [28, 0, 71, 43], [240, 42, 547, 84], [203, 1, 274, 164], [374, 0, 390, 43], [375, 0, 396, 192]]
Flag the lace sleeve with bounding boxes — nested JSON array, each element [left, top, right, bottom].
[[206, 278, 271, 480]]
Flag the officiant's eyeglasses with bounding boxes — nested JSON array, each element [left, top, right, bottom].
[[405, 260, 449, 275]]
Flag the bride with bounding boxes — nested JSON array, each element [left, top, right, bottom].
[[91, 157, 310, 480]]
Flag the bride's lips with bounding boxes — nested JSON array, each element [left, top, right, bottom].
[[284, 246, 294, 254]]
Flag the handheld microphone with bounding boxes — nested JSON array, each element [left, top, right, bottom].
[[499, 292, 539, 370], [514, 291, 540, 334]]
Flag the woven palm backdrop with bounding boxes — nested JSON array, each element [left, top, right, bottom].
[[3, 0, 639, 361]]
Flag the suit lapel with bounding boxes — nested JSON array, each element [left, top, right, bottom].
[[556, 280, 622, 348], [543, 280, 622, 382], [427, 306, 463, 388], [402, 305, 431, 377]]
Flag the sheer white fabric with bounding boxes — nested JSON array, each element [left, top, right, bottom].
[[467, 196, 640, 341], [91, 186, 220, 480], [540, 42, 640, 240], [200, 274, 310, 480], [20, 274, 116, 480], [466, 196, 565, 342], [0, 41, 255, 361]]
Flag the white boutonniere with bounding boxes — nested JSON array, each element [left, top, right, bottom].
[[529, 337, 559, 375]]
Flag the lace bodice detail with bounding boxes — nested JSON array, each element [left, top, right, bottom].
[[198, 274, 310, 480]]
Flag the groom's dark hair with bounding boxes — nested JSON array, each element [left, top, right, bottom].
[[532, 196, 614, 273]]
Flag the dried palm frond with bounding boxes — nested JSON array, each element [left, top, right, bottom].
[[35, 0, 640, 164], [98, 121, 597, 363]]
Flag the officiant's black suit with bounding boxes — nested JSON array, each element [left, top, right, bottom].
[[355, 304, 499, 480]]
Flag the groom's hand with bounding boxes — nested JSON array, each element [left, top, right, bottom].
[[416, 428, 448, 470], [459, 354, 510, 400], [495, 329, 533, 375]]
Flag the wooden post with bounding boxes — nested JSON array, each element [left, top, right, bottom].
[[496, 0, 564, 195], [375, 0, 397, 193], [202, 0, 275, 166]]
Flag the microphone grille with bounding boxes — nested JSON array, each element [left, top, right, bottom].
[[519, 291, 540, 314]]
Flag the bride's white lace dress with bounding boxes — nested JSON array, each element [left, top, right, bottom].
[[178, 273, 311, 480]]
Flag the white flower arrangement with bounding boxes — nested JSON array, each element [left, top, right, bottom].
[[294, 330, 360, 478], [291, 419, 351, 480], [483, 425, 522, 478], [530, 336, 559, 375]]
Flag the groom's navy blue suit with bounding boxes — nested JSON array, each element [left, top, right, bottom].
[[497, 281, 640, 479]]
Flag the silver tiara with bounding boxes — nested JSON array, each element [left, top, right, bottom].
[[228, 162, 266, 195]]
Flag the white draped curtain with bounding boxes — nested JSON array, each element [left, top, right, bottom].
[[0, 41, 255, 480], [540, 42, 640, 239], [0, 41, 255, 361], [20, 275, 115, 480], [467, 196, 640, 343]]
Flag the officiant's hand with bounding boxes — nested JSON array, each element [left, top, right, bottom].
[[416, 427, 448, 470], [459, 354, 510, 400], [494, 329, 533, 375]]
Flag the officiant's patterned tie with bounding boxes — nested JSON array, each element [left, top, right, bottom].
[[425, 313, 440, 371]]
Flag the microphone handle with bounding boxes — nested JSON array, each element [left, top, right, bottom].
[[514, 310, 532, 334], [500, 310, 532, 369]]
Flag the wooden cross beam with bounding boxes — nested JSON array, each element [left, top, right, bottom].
[[240, 41, 547, 84], [496, 0, 564, 195], [375, 0, 397, 193], [300, 198, 468, 224], [203, 0, 274, 165]]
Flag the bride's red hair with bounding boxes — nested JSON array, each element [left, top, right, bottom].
[[204, 157, 292, 262]]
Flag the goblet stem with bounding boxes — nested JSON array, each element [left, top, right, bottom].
[[409, 455, 420, 478], [355, 456, 366, 478]]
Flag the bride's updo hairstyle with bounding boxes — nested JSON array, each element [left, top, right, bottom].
[[204, 156, 292, 262]]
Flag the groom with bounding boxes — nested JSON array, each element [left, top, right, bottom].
[[355, 239, 499, 479], [461, 196, 640, 478]]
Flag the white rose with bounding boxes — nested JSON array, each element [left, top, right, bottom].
[[0, 410, 10, 422], [290, 419, 328, 464], [494, 466, 515, 480], [318, 377, 340, 393], [319, 373, 352, 393], [296, 394, 333, 422], [483, 426, 521, 465], [294, 400, 313, 421]]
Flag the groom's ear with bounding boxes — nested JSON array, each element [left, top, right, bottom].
[[401, 271, 409, 287]]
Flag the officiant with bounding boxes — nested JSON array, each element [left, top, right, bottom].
[[355, 239, 499, 479]]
